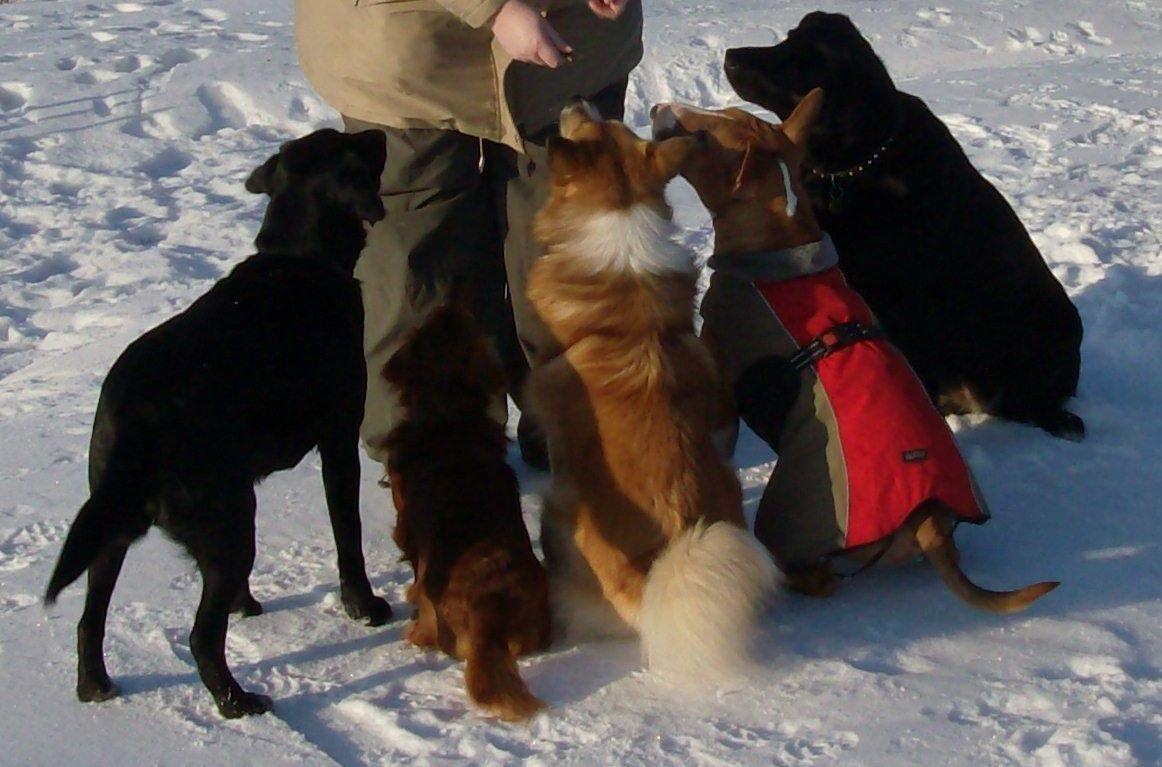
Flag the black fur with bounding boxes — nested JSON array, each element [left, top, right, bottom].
[[725, 12, 1085, 440], [44, 128, 392, 718]]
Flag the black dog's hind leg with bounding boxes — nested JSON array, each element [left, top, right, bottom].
[[320, 430, 391, 626], [76, 543, 129, 702], [188, 495, 271, 718]]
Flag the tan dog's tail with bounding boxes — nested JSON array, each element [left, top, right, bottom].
[[916, 514, 1059, 614], [640, 521, 778, 680], [464, 599, 544, 722]]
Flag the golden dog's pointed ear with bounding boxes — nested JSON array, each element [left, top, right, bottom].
[[780, 87, 824, 147], [649, 135, 696, 180]]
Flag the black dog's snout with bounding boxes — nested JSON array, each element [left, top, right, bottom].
[[724, 46, 763, 75]]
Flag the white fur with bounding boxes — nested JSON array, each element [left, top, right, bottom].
[[639, 521, 779, 681], [579, 100, 603, 120], [549, 575, 637, 642], [778, 159, 798, 217], [571, 204, 695, 275]]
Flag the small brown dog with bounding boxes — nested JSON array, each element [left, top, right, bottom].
[[652, 93, 1058, 614], [381, 305, 551, 721], [527, 103, 777, 680]]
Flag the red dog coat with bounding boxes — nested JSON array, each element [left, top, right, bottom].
[[701, 235, 988, 566]]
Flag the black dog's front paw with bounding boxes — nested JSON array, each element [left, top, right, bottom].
[[216, 690, 273, 719], [341, 589, 392, 626], [77, 675, 119, 703]]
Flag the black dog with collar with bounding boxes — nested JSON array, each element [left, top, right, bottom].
[[725, 12, 1084, 440]]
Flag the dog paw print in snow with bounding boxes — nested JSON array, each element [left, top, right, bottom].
[[0, 82, 31, 113], [1006, 26, 1086, 56], [1073, 21, 1112, 46], [1006, 26, 1045, 51], [916, 7, 952, 27]]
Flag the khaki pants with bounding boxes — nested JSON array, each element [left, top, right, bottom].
[[345, 80, 628, 463]]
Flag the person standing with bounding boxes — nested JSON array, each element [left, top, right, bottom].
[[294, 0, 643, 470]]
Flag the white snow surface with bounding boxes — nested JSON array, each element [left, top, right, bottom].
[[1, 1, 1160, 765]]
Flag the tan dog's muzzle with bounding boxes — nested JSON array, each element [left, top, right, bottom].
[[559, 100, 603, 139]]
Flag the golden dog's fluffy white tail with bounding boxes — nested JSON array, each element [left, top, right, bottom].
[[640, 520, 778, 680]]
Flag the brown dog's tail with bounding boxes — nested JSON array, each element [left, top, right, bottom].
[[916, 514, 1059, 614], [463, 598, 544, 722]]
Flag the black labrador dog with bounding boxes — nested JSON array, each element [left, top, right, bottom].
[[724, 12, 1084, 440], [45, 128, 392, 718]]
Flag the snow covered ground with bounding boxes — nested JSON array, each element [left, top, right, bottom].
[[1, 1, 1159, 764]]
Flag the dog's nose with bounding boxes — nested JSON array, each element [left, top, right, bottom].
[[650, 104, 681, 139]]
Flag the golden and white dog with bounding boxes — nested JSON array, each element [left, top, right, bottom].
[[526, 103, 777, 679]]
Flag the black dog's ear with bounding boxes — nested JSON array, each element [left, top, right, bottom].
[[355, 129, 387, 167], [245, 153, 280, 195]]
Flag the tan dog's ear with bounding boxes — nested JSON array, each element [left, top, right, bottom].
[[648, 135, 697, 180], [780, 87, 824, 147]]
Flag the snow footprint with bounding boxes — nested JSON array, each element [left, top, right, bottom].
[[1065, 654, 1130, 684], [0, 593, 39, 615], [774, 721, 860, 765], [1006, 26, 1046, 51], [916, 7, 952, 27], [137, 147, 193, 178], [190, 8, 229, 24], [0, 520, 71, 572], [336, 700, 440, 758], [195, 82, 271, 137], [0, 82, 31, 113], [113, 54, 150, 73], [1073, 21, 1112, 46]]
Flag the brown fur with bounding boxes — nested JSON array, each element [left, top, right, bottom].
[[527, 106, 746, 636], [381, 306, 551, 721], [653, 93, 1058, 614]]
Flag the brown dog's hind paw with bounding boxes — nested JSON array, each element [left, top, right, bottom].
[[405, 619, 438, 649]]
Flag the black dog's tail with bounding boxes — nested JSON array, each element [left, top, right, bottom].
[[45, 456, 152, 604]]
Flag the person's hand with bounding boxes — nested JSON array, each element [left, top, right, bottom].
[[588, 0, 632, 20], [491, 0, 573, 68]]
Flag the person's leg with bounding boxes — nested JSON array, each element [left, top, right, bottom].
[[342, 117, 500, 462], [489, 79, 631, 470]]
